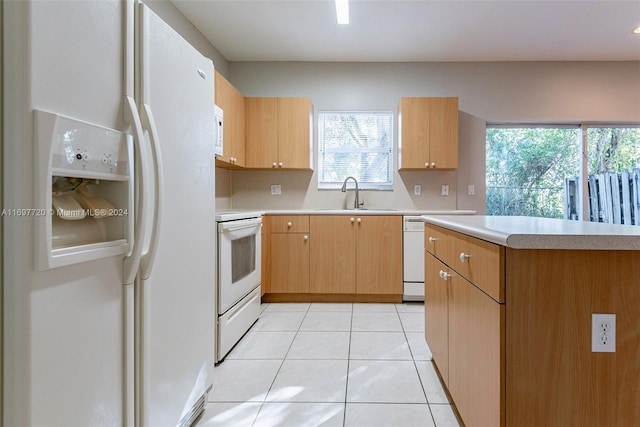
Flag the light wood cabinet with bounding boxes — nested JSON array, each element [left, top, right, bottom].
[[309, 216, 356, 294], [245, 97, 312, 170], [269, 216, 309, 293], [424, 223, 640, 426], [398, 97, 458, 170], [214, 71, 245, 168], [424, 252, 450, 384], [448, 271, 503, 427], [425, 228, 504, 427], [309, 215, 402, 295], [355, 215, 402, 294]]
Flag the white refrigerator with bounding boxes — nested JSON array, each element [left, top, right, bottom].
[[3, 1, 215, 426]]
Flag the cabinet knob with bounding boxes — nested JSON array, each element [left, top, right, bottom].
[[459, 252, 470, 262], [287, 221, 292, 227], [272, 162, 277, 167], [357, 218, 362, 223], [424, 162, 429, 168], [350, 217, 355, 222], [278, 162, 283, 167], [439, 270, 451, 280], [431, 162, 436, 168], [303, 235, 308, 241], [428, 236, 437, 244]]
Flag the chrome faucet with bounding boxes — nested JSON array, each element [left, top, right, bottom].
[[341, 176, 363, 209]]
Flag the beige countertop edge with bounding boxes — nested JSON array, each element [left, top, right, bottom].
[[263, 209, 476, 216], [421, 215, 640, 250]]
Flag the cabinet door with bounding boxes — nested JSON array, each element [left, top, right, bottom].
[[448, 274, 503, 427], [228, 80, 246, 166], [428, 97, 458, 169], [309, 216, 356, 293], [214, 72, 242, 167], [270, 233, 309, 293], [424, 252, 449, 385], [277, 97, 312, 169], [245, 97, 278, 168], [399, 97, 430, 169], [355, 216, 402, 294]]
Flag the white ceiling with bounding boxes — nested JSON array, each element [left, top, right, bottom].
[[172, 0, 640, 62]]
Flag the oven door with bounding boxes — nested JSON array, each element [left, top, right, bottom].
[[217, 217, 262, 314]]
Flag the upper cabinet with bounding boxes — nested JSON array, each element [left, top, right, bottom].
[[398, 97, 459, 170], [245, 97, 313, 170], [214, 72, 245, 168]]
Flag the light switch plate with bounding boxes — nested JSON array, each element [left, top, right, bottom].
[[468, 185, 475, 196], [441, 184, 449, 196]]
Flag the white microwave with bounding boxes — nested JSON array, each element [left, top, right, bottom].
[[214, 104, 223, 157]]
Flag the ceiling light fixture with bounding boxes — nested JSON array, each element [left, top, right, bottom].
[[633, 25, 640, 34], [335, 0, 349, 25]]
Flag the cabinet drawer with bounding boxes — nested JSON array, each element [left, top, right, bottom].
[[424, 223, 453, 260], [452, 233, 504, 303], [269, 215, 310, 233]]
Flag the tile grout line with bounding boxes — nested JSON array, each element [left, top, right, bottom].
[[342, 303, 354, 426], [250, 303, 312, 427]]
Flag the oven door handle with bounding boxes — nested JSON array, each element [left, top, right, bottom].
[[218, 218, 262, 234]]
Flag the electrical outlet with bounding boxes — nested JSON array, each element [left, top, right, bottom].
[[441, 184, 449, 196], [592, 313, 616, 352], [270, 184, 281, 195], [467, 185, 475, 196], [414, 184, 421, 196]]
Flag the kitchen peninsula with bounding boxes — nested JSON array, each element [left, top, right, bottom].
[[421, 215, 640, 427]]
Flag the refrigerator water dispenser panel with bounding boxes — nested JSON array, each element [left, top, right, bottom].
[[34, 110, 133, 270]]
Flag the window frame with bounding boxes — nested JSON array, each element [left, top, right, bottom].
[[486, 122, 640, 222], [317, 110, 394, 191]]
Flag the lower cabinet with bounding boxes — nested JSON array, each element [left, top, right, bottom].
[[309, 216, 356, 293], [448, 269, 503, 427], [424, 253, 449, 384], [425, 235, 504, 427], [265, 214, 402, 300], [269, 215, 310, 293], [309, 215, 402, 295]]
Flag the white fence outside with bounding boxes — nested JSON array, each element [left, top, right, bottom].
[[565, 169, 640, 225]]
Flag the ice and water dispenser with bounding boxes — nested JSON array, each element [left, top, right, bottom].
[[34, 110, 133, 269]]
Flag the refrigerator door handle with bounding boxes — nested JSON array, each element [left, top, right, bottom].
[[139, 103, 164, 280], [123, 95, 151, 285]]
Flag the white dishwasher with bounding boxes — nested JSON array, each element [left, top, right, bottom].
[[403, 216, 425, 301]]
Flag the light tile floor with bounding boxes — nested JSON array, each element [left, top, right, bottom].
[[201, 302, 461, 427]]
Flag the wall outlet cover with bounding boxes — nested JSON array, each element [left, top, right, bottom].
[[592, 313, 616, 353], [414, 184, 421, 196], [270, 184, 282, 195], [441, 184, 449, 196]]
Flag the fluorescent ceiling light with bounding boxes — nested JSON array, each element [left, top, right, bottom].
[[633, 25, 640, 34], [335, 0, 349, 25]]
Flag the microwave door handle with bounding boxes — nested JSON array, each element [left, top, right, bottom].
[[139, 103, 164, 281]]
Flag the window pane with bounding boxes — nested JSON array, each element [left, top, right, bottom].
[[486, 127, 580, 218], [586, 127, 640, 224], [318, 111, 393, 189]]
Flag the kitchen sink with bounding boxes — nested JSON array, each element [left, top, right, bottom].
[[314, 208, 397, 211]]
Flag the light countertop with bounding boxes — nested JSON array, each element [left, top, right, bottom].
[[421, 215, 640, 250], [263, 209, 476, 216]]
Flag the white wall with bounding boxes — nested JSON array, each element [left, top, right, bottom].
[[225, 61, 639, 211], [145, 0, 229, 76]]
